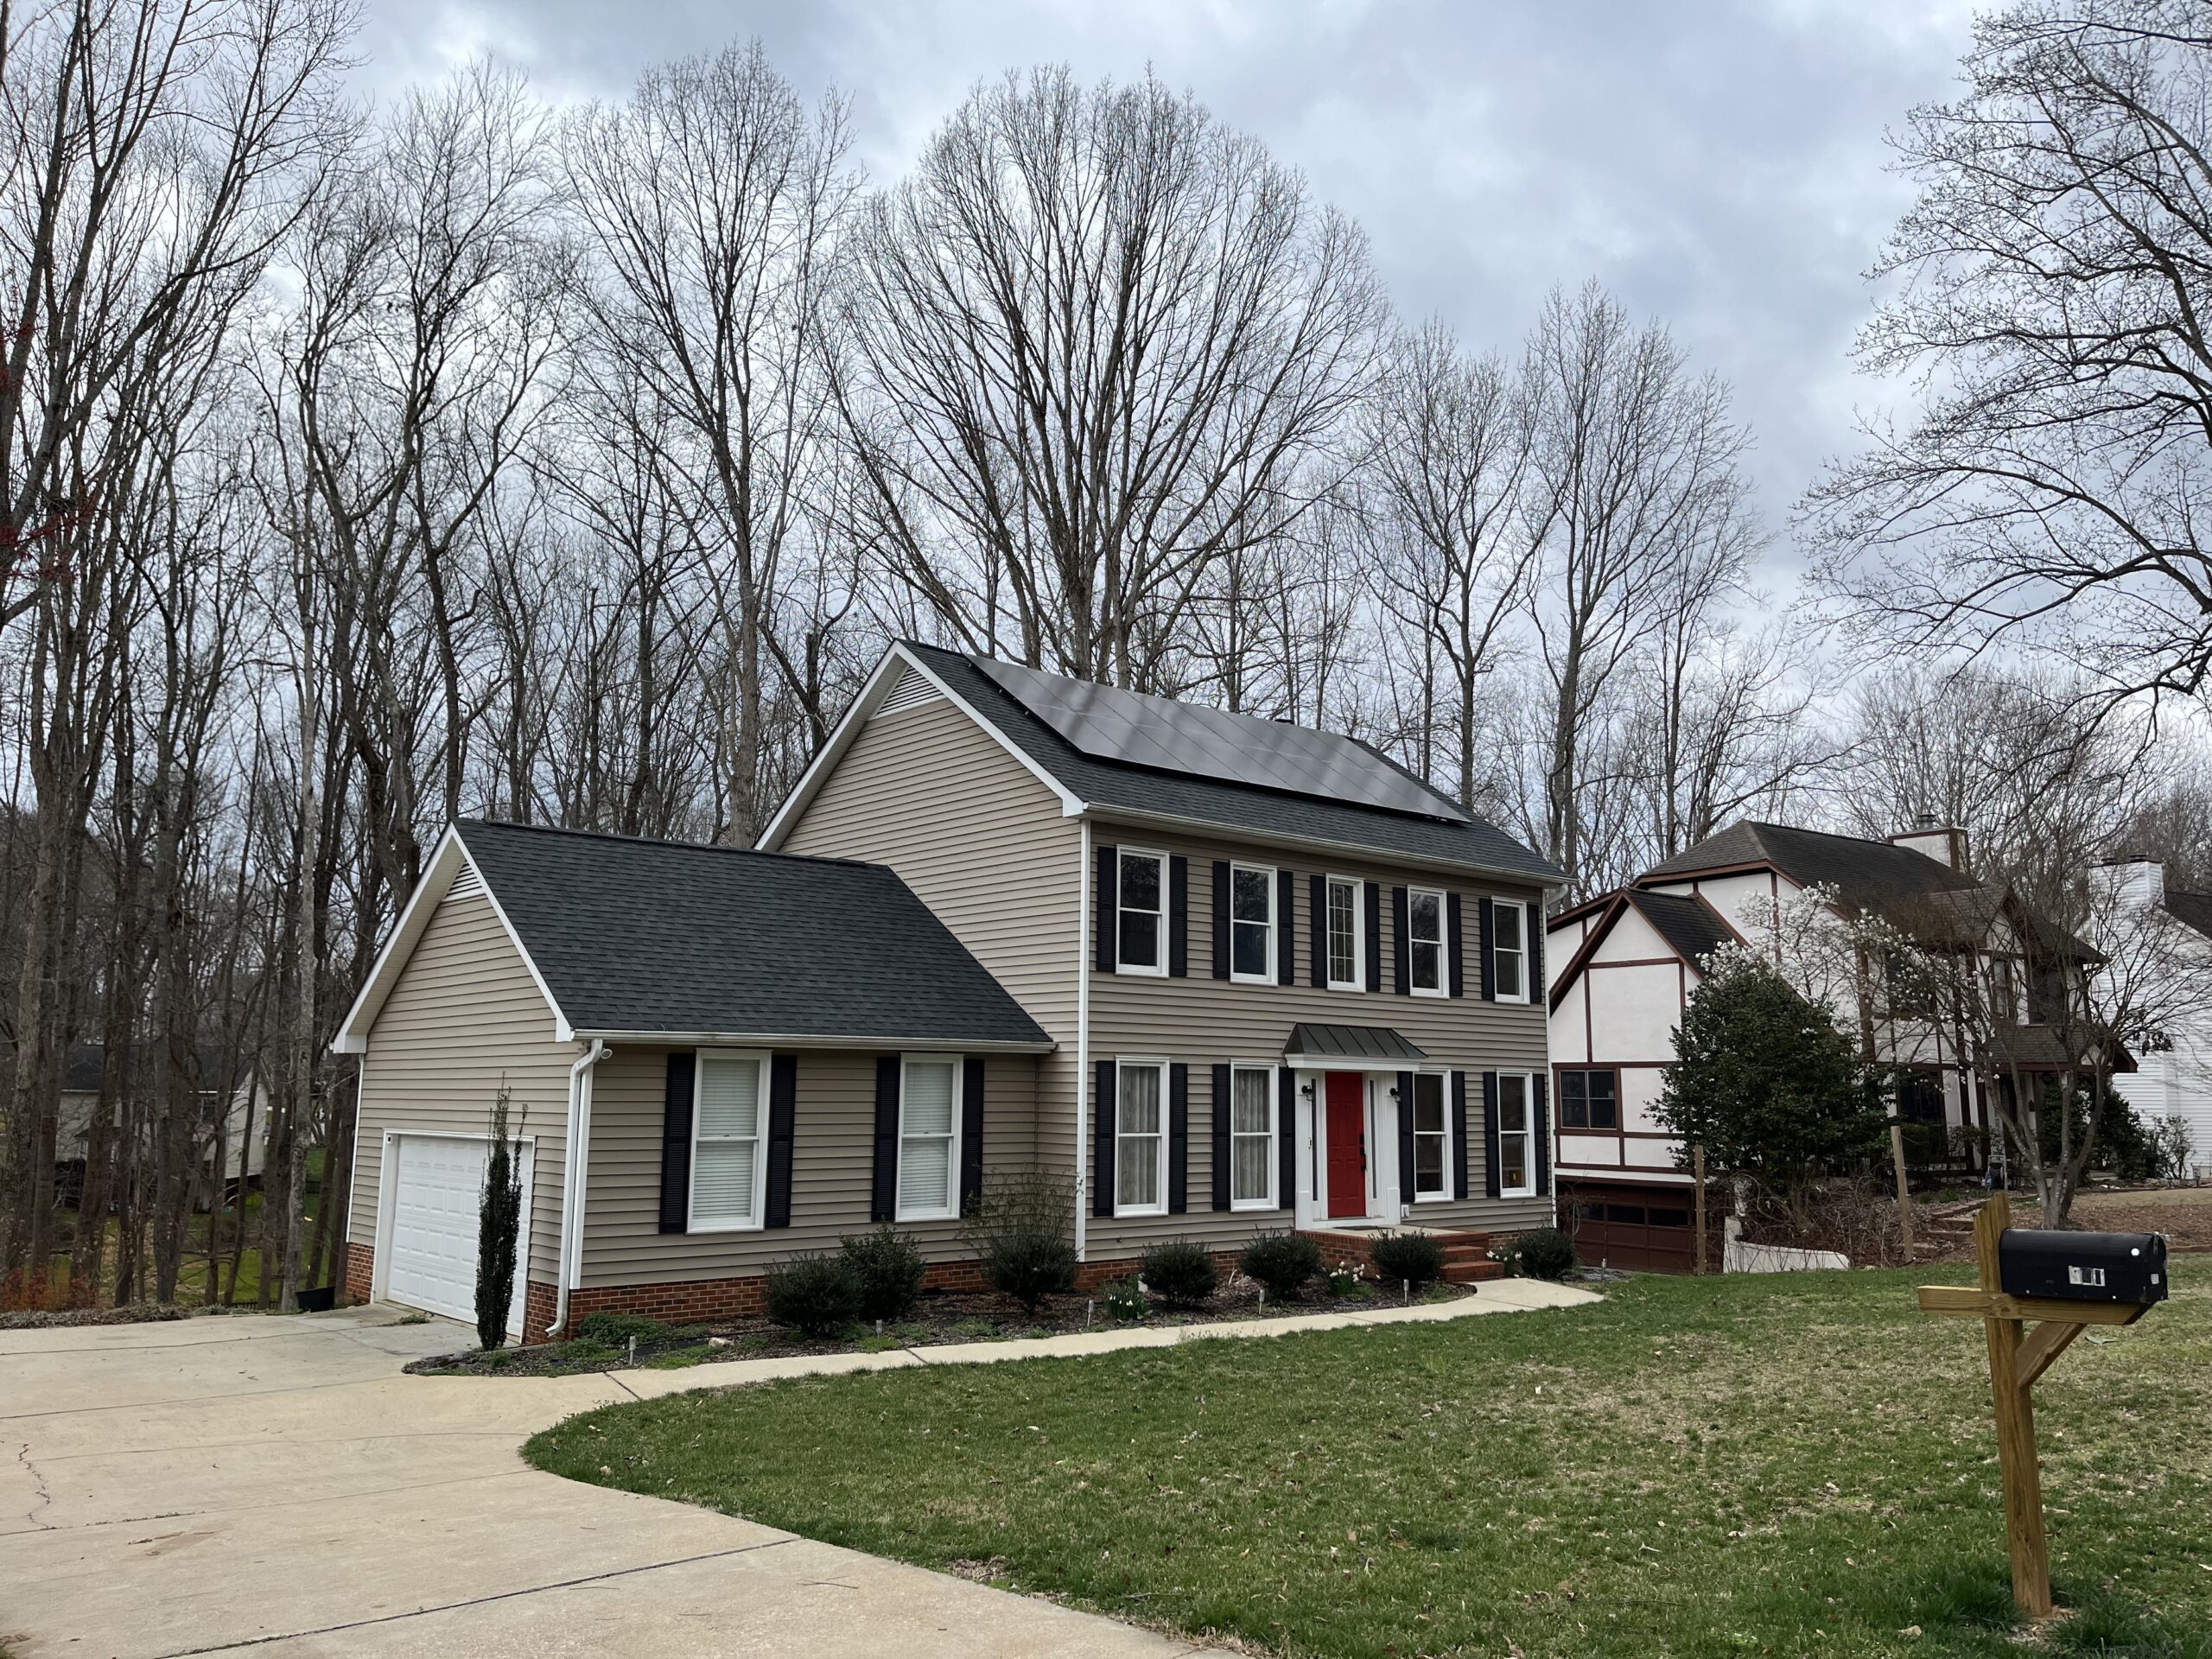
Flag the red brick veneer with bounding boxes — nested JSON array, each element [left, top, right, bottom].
[[343, 1242, 374, 1306]]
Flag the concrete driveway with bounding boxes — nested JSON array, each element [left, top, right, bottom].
[[0, 1306, 1212, 1658]]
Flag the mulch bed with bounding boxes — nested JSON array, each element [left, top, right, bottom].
[[405, 1276, 1481, 1377], [0, 1302, 194, 1330]]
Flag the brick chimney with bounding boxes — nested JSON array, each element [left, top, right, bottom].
[[1890, 809, 1969, 870]]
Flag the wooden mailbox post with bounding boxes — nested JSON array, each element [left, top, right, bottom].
[[1916, 1192, 2162, 1618]]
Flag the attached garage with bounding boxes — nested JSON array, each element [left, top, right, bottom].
[[375, 1132, 533, 1334], [1560, 1179, 1701, 1273]]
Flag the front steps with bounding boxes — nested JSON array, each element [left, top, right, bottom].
[[1297, 1225, 1506, 1286]]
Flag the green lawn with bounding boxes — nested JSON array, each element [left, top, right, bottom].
[[525, 1268, 2212, 1659]]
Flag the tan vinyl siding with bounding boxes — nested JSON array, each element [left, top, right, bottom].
[[1086, 825, 1555, 1251], [776, 694, 1082, 1182], [349, 887, 571, 1281], [580, 1046, 1036, 1283]]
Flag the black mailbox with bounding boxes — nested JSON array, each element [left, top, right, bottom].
[[1998, 1229, 2167, 1305]]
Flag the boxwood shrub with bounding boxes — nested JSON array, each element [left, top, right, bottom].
[[764, 1254, 862, 1338], [1239, 1230, 1321, 1298], [1140, 1239, 1218, 1307]]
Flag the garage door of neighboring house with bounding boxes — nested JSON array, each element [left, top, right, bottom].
[[380, 1134, 532, 1334], [1560, 1180, 1700, 1274]]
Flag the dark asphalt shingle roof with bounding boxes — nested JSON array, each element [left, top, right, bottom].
[[904, 642, 1561, 886], [457, 820, 1051, 1048], [1284, 1023, 1429, 1062], [63, 1043, 243, 1094], [2168, 889, 2212, 942], [1626, 890, 1737, 967], [1642, 821, 1984, 918]]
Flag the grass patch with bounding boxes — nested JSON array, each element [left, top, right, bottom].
[[525, 1268, 2211, 1658]]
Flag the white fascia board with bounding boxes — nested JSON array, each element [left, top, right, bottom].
[[756, 642, 1086, 851], [330, 822, 574, 1054], [568, 1028, 1055, 1054], [1080, 805, 1559, 893]]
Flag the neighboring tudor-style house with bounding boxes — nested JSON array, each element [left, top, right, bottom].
[[1545, 817, 2107, 1272], [336, 642, 1565, 1337]]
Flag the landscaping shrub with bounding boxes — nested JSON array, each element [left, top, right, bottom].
[[576, 1311, 670, 1348], [1103, 1274, 1149, 1321], [841, 1224, 926, 1322], [961, 1173, 1078, 1313], [1239, 1230, 1320, 1298], [474, 1084, 528, 1350], [1368, 1231, 1445, 1290], [1505, 1226, 1577, 1281], [763, 1254, 862, 1338], [1140, 1240, 1217, 1307]]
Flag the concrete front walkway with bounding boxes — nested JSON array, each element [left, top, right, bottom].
[[1, 1280, 1597, 1657]]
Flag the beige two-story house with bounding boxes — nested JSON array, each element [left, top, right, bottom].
[[335, 642, 1564, 1336]]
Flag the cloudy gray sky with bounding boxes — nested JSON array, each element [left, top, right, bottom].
[[356, 0, 1980, 587]]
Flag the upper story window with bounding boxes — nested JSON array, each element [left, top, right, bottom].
[[1410, 1072, 1449, 1199], [1496, 1071, 1535, 1198], [896, 1056, 961, 1222], [1408, 887, 1446, 996], [1491, 900, 1527, 1001], [1986, 955, 2017, 1023], [690, 1049, 769, 1231], [1326, 875, 1363, 990], [1559, 1068, 1618, 1130], [1230, 862, 1275, 982], [1117, 849, 1166, 975]]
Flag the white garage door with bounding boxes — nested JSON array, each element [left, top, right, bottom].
[[384, 1135, 531, 1332]]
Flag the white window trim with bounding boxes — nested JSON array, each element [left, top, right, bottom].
[[1228, 1062, 1279, 1211], [689, 1047, 770, 1233], [1491, 899, 1531, 1005], [1325, 874, 1364, 992], [1496, 1070, 1537, 1198], [1115, 846, 1170, 977], [1228, 861, 1277, 984], [1408, 1070, 1452, 1204], [1113, 1056, 1172, 1217], [894, 1053, 963, 1223], [1408, 885, 1449, 999]]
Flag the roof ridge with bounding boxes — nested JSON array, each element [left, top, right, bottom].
[[458, 817, 879, 872]]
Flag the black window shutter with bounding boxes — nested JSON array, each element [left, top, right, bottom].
[[871, 1056, 899, 1223], [765, 1053, 797, 1229], [1451, 1071, 1470, 1200], [1095, 843, 1117, 972], [1276, 1065, 1297, 1211], [960, 1055, 986, 1214], [1308, 874, 1326, 987], [1275, 868, 1296, 984], [1392, 886, 1410, 995], [1529, 901, 1546, 996], [1478, 896, 1497, 1001], [658, 1052, 695, 1234], [1396, 1071, 1416, 1203], [1534, 1072, 1552, 1197], [1168, 1063, 1190, 1213], [1168, 855, 1190, 977], [1093, 1059, 1116, 1217], [1363, 882, 1382, 991], [1482, 1071, 1502, 1198], [1211, 861, 1230, 979], [1211, 1064, 1232, 1211], [1447, 893, 1466, 998]]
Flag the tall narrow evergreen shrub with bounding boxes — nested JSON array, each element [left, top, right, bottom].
[[476, 1084, 528, 1350]]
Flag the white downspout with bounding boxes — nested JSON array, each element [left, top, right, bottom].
[[1075, 817, 1092, 1262], [546, 1039, 607, 1338]]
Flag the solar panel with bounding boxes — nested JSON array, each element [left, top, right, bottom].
[[974, 658, 1470, 823]]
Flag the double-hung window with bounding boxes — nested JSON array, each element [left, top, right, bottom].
[[690, 1050, 769, 1230], [1559, 1068, 1618, 1130], [896, 1056, 961, 1221], [1495, 1072, 1535, 1197], [1116, 849, 1166, 974], [1229, 1065, 1276, 1208], [1492, 901, 1528, 1001], [1408, 887, 1446, 995], [1116, 1060, 1169, 1215], [1410, 1073, 1449, 1199], [1229, 862, 1274, 982], [1325, 875, 1363, 989]]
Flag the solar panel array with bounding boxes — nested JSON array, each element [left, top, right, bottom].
[[974, 657, 1470, 823]]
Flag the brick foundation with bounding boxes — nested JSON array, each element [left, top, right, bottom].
[[343, 1242, 374, 1306]]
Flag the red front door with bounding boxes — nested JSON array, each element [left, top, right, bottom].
[[1324, 1071, 1367, 1218]]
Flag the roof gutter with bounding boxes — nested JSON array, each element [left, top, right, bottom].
[[546, 1038, 607, 1338]]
